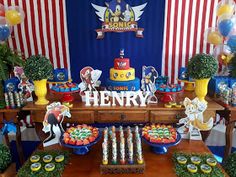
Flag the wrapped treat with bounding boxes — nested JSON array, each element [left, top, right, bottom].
[[14, 91, 21, 108], [232, 86, 236, 107], [112, 133, 117, 164], [19, 91, 24, 106], [128, 141, 133, 164], [102, 142, 108, 165], [8, 92, 15, 109], [120, 137, 125, 164], [4, 93, 10, 109]]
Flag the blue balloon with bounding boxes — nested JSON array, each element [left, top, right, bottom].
[[0, 25, 10, 41], [227, 35, 236, 52], [218, 19, 234, 37]]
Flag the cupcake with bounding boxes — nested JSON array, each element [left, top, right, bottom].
[[200, 164, 212, 174], [45, 163, 55, 172], [206, 158, 217, 167], [43, 155, 53, 163], [55, 155, 65, 163], [31, 163, 41, 172], [30, 155, 40, 163], [187, 164, 198, 173], [177, 156, 187, 164], [191, 156, 201, 165]]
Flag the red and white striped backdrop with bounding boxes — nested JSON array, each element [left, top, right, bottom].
[[161, 0, 220, 83], [0, 0, 71, 78]]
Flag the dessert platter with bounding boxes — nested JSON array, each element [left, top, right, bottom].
[[61, 124, 101, 155], [142, 124, 181, 154]]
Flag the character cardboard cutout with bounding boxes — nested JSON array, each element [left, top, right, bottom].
[[91, 0, 147, 39], [78, 66, 102, 100], [42, 102, 71, 147], [177, 97, 214, 140], [141, 66, 158, 103], [14, 66, 34, 102]]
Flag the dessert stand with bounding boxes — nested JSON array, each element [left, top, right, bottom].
[[156, 90, 183, 103], [60, 132, 102, 155], [50, 90, 79, 103], [142, 131, 182, 154]]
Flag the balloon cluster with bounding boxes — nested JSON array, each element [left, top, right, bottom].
[[204, 0, 236, 72], [0, 4, 25, 42]]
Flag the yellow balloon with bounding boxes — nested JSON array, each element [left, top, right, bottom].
[[5, 10, 21, 25], [217, 4, 234, 16], [207, 32, 223, 45]]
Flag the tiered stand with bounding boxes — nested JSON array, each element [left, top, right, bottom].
[[142, 131, 182, 154], [50, 90, 79, 103], [60, 133, 102, 155], [156, 90, 183, 103]]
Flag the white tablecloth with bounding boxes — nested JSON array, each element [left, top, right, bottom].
[[205, 122, 236, 148]]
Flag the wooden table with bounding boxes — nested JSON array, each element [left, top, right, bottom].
[[41, 140, 228, 177], [215, 101, 236, 160], [0, 108, 24, 164], [22, 92, 223, 125]]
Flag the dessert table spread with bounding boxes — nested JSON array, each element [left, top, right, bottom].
[[39, 140, 228, 177]]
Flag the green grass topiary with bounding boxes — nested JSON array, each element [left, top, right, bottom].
[[0, 144, 12, 173], [229, 53, 236, 78], [187, 53, 218, 79], [24, 55, 53, 81], [223, 152, 236, 177]]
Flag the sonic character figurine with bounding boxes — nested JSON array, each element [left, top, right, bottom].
[[141, 66, 158, 103], [78, 66, 102, 96]]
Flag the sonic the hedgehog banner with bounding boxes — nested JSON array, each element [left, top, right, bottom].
[[91, 0, 147, 39]]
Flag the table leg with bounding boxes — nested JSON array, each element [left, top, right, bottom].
[[16, 123, 24, 164], [16, 112, 25, 165], [224, 121, 235, 160]]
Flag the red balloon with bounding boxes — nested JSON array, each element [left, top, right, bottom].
[[0, 10, 5, 17]]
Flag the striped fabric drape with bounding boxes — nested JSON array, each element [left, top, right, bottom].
[[161, 0, 220, 83], [0, 0, 71, 78]]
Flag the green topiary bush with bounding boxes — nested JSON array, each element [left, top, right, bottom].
[[229, 53, 236, 78], [223, 152, 236, 177], [187, 53, 218, 79], [0, 144, 12, 173], [24, 55, 53, 81]]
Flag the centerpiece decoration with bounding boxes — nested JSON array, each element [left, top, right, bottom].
[[0, 144, 15, 177], [24, 55, 53, 105], [177, 98, 214, 140], [100, 126, 145, 174], [187, 53, 218, 102]]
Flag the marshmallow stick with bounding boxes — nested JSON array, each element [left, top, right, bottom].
[[102, 142, 108, 165], [120, 137, 125, 164]]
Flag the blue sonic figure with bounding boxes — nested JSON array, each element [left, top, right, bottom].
[[141, 66, 158, 103]]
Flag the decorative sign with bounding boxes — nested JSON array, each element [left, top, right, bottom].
[[91, 0, 147, 39], [85, 91, 150, 107]]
